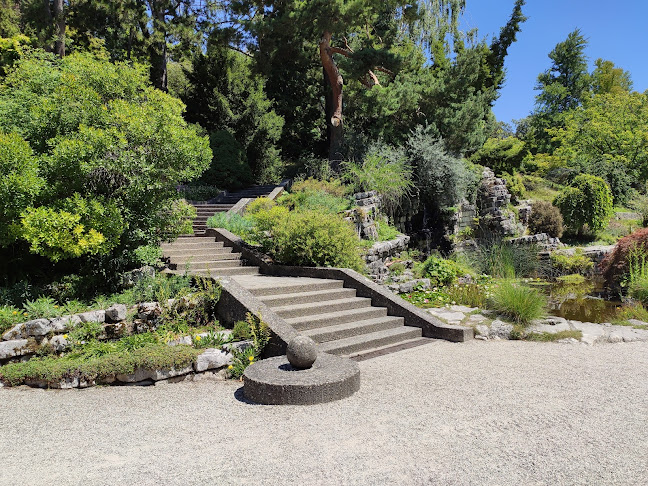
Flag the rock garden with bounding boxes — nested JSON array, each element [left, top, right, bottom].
[[0, 274, 269, 388]]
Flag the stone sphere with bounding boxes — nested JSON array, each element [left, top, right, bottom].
[[286, 336, 318, 369]]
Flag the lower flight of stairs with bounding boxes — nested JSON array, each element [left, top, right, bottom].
[[161, 236, 258, 276], [239, 275, 426, 359], [162, 233, 430, 360]]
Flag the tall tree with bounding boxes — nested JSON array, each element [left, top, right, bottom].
[[527, 29, 591, 154], [591, 58, 633, 95]]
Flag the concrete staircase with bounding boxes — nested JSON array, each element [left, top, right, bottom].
[[191, 185, 276, 235], [232, 275, 425, 359], [162, 236, 259, 276]]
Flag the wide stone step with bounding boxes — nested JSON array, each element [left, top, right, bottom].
[[304, 316, 405, 343], [161, 241, 224, 251], [247, 279, 343, 297], [188, 266, 260, 277], [273, 297, 371, 319], [259, 288, 357, 307], [287, 306, 387, 331], [167, 251, 237, 262], [162, 248, 229, 259], [346, 337, 431, 361], [175, 256, 242, 269], [319, 326, 422, 356]]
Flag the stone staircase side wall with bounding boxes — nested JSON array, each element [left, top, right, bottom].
[[207, 228, 473, 343], [225, 180, 291, 216], [216, 276, 298, 358]]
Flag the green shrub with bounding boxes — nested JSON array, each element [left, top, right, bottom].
[[612, 303, 648, 328], [227, 313, 270, 379], [550, 250, 594, 275], [501, 171, 527, 201], [469, 137, 528, 175], [291, 177, 349, 197], [629, 275, 648, 305], [133, 245, 163, 267], [23, 297, 64, 319], [375, 220, 400, 242], [528, 201, 564, 238], [278, 190, 351, 214], [465, 240, 540, 278], [268, 210, 364, 270], [342, 144, 414, 214], [232, 320, 251, 340], [0, 305, 22, 334], [408, 127, 478, 218], [206, 212, 255, 239], [0, 51, 211, 268], [388, 262, 406, 276], [419, 256, 460, 285], [488, 281, 547, 325], [246, 197, 275, 215], [554, 174, 613, 235]]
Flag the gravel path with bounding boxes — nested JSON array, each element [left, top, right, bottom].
[[2, 340, 647, 485]]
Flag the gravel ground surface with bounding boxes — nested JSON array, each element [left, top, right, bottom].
[[1, 340, 647, 486]]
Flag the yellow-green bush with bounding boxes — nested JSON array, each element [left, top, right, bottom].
[[268, 210, 364, 270]]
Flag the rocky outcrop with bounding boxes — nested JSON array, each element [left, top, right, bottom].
[[364, 234, 410, 282], [477, 168, 523, 237]]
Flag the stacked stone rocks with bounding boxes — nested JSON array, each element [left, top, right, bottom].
[[477, 168, 523, 236], [344, 191, 381, 240], [364, 234, 411, 282], [0, 301, 239, 388]]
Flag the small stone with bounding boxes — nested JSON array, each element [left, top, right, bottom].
[[0, 339, 30, 360], [286, 336, 318, 369], [475, 325, 490, 338], [49, 315, 81, 333], [137, 302, 162, 320], [194, 348, 232, 372], [105, 304, 127, 323], [77, 310, 106, 323], [25, 318, 55, 337], [489, 320, 514, 340], [49, 335, 69, 353], [2, 323, 26, 341], [468, 314, 487, 324]]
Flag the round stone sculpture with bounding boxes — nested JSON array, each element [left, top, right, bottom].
[[286, 335, 318, 369]]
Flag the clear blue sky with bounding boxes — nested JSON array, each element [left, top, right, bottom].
[[462, 0, 648, 124]]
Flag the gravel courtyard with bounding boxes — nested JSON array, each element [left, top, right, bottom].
[[1, 340, 647, 486]]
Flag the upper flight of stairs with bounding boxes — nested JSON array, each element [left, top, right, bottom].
[[162, 235, 259, 276], [191, 185, 277, 235], [233, 275, 426, 360]]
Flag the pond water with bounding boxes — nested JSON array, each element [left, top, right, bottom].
[[528, 277, 621, 323]]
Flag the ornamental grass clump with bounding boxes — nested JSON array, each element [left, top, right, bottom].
[[488, 281, 547, 325]]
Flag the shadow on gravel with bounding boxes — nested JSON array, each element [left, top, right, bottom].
[[234, 386, 264, 405]]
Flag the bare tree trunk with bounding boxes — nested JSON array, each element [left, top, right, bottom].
[[53, 0, 65, 58], [148, 0, 168, 91], [319, 31, 344, 167]]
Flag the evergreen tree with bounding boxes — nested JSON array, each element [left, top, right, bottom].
[[528, 29, 591, 154]]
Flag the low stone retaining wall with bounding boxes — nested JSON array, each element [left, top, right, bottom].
[[365, 234, 410, 282]]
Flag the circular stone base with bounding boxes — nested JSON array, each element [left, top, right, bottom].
[[243, 353, 360, 405]]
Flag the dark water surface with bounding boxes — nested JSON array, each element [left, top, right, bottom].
[[529, 277, 621, 323]]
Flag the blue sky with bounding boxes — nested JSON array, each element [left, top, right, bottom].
[[462, 0, 648, 124]]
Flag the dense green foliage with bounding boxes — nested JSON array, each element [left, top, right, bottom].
[[469, 137, 527, 175], [183, 40, 284, 188], [0, 52, 210, 279], [553, 174, 613, 235], [528, 201, 563, 238]]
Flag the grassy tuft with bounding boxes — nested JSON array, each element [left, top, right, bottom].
[[488, 281, 547, 325], [525, 330, 583, 342]]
